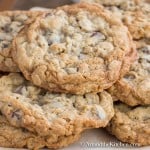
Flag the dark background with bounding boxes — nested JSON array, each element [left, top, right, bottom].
[[0, 0, 73, 11]]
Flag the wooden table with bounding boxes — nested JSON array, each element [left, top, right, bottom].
[[0, 0, 72, 11]]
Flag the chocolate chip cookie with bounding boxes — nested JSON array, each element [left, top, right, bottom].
[[0, 73, 114, 149], [0, 112, 81, 149], [13, 3, 135, 94], [81, 0, 140, 10], [0, 113, 45, 149], [106, 102, 150, 146], [109, 38, 150, 106], [0, 11, 40, 72], [81, 0, 150, 40], [83, 1, 149, 105], [81, 0, 140, 18], [123, 7, 150, 40]]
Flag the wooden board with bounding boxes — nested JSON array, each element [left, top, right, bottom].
[[0, 0, 72, 10], [0, 0, 15, 11]]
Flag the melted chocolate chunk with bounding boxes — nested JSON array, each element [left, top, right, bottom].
[[2, 43, 9, 49], [11, 109, 21, 120], [124, 73, 136, 80], [22, 128, 28, 133], [141, 47, 150, 54], [2, 25, 12, 33]]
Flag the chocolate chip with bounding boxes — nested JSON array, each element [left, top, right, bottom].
[[64, 118, 71, 122], [138, 58, 142, 63], [0, 111, 2, 116], [8, 104, 12, 107], [147, 60, 150, 63], [143, 116, 150, 121], [11, 109, 21, 120], [45, 12, 52, 18], [22, 128, 28, 133], [133, 116, 138, 120], [14, 85, 24, 94], [72, 102, 76, 108], [140, 47, 150, 55], [124, 74, 136, 80], [1, 25, 12, 33], [40, 90, 47, 96], [11, 16, 15, 22], [90, 32, 99, 37], [48, 39, 52, 46], [76, 18, 79, 22], [2, 43, 9, 49], [66, 94, 72, 99], [45, 32, 52, 46], [90, 32, 105, 40]]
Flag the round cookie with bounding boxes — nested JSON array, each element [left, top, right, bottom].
[[81, 0, 141, 18], [109, 38, 150, 106], [123, 6, 150, 40], [13, 3, 135, 94], [0, 113, 81, 149], [0, 11, 41, 72], [84, 0, 150, 105], [106, 102, 150, 146], [81, 0, 140, 10], [81, 0, 150, 39], [0, 73, 114, 149], [0, 114, 45, 149]]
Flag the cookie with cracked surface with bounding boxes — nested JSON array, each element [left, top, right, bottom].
[[0, 113, 45, 149], [0, 113, 81, 149], [109, 38, 150, 106], [0, 73, 114, 148], [81, 0, 150, 39], [123, 7, 150, 40], [13, 3, 135, 94], [106, 102, 150, 146], [83, 1, 149, 105], [0, 11, 41, 72], [81, 0, 141, 18], [81, 0, 140, 10]]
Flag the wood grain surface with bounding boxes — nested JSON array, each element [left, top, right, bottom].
[[0, 0, 72, 11], [0, 0, 15, 11]]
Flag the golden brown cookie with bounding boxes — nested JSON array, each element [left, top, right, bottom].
[[106, 102, 150, 146], [0, 113, 81, 149], [109, 38, 150, 106], [83, 0, 149, 105], [13, 3, 135, 94], [81, 0, 150, 39], [0, 11, 41, 72], [0, 73, 114, 149]]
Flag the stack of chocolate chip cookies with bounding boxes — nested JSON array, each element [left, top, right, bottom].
[[81, 0, 150, 146], [0, 0, 149, 149]]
